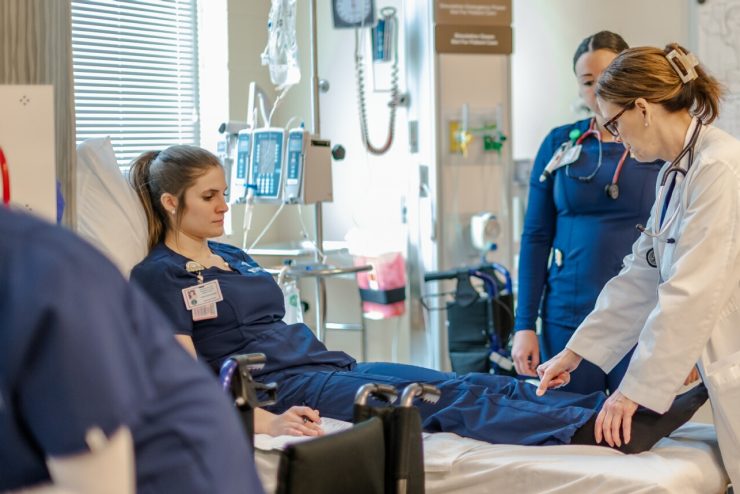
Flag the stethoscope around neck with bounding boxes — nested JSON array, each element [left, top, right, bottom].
[[566, 119, 630, 200], [636, 120, 703, 244]]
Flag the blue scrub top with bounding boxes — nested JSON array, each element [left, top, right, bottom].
[[131, 242, 356, 376], [0, 209, 263, 493], [515, 118, 662, 330]]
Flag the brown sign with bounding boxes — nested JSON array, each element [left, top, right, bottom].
[[436, 0, 512, 27], [435, 25, 512, 54]]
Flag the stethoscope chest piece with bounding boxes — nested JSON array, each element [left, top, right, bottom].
[[646, 248, 657, 268], [605, 183, 620, 200]]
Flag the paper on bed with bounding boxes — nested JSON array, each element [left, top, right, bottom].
[[253, 417, 353, 451]]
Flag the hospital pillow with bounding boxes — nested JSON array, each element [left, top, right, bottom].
[[76, 137, 148, 277]]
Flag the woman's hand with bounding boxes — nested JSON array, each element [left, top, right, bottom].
[[536, 348, 583, 396], [256, 406, 324, 437], [684, 366, 700, 386], [512, 330, 540, 377], [594, 390, 638, 447]]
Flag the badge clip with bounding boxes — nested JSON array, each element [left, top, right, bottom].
[[186, 261, 205, 284]]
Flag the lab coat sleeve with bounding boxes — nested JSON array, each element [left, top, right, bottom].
[[566, 211, 661, 371], [515, 131, 558, 331], [617, 158, 740, 412]]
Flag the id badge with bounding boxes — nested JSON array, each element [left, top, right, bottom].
[[560, 144, 582, 165], [182, 279, 224, 310], [192, 303, 218, 321], [545, 142, 571, 170]]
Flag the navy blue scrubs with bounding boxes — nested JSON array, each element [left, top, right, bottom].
[[516, 118, 662, 394], [133, 242, 606, 446], [0, 209, 263, 494]]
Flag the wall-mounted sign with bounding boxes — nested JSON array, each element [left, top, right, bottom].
[[435, 0, 512, 27], [435, 25, 512, 54]]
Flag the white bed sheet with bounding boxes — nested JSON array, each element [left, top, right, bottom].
[[254, 421, 729, 494]]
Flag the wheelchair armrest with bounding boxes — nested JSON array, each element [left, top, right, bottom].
[[220, 352, 277, 409], [219, 353, 278, 448]]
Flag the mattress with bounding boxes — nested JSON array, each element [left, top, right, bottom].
[[254, 421, 729, 494]]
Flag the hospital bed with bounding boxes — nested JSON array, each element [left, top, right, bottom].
[[254, 421, 727, 494], [75, 138, 732, 494]]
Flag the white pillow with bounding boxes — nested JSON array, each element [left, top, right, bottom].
[[76, 137, 148, 277]]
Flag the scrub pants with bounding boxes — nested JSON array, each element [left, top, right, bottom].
[[540, 321, 634, 395], [266, 362, 605, 446]]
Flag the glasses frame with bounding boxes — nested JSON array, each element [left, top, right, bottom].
[[603, 103, 634, 138]]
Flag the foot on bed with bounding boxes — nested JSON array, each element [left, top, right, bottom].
[[570, 383, 709, 454]]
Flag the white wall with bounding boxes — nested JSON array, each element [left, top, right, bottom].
[[511, 0, 691, 161], [312, 0, 412, 362]]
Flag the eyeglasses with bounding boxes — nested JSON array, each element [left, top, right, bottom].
[[602, 103, 634, 137]]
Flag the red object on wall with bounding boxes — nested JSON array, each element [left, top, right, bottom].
[[0, 147, 10, 206]]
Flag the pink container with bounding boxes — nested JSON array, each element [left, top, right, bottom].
[[354, 252, 406, 319]]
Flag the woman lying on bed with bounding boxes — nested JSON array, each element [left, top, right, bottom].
[[129, 145, 707, 451]]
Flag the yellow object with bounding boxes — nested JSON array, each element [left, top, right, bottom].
[[449, 120, 473, 156]]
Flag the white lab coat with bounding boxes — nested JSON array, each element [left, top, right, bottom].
[[567, 119, 740, 487]]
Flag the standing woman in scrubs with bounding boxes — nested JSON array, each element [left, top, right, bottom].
[[512, 31, 662, 394], [537, 43, 740, 487]]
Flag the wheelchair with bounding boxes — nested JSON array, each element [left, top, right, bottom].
[[423, 262, 515, 375]]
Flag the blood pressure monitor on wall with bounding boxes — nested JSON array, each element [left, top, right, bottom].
[[332, 0, 375, 28]]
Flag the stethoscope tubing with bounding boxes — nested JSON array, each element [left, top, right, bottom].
[[659, 123, 701, 186], [637, 121, 703, 243], [568, 119, 628, 190]]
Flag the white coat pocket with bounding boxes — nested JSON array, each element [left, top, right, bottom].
[[705, 350, 740, 445]]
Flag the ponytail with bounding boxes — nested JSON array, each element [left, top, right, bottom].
[[663, 43, 723, 124], [129, 151, 167, 251]]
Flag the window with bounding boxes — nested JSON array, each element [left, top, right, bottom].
[[72, 0, 199, 167]]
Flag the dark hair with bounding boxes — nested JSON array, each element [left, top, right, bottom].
[[595, 43, 724, 124], [129, 145, 222, 251], [572, 31, 629, 72]]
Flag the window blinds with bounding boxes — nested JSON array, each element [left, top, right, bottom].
[[72, 0, 199, 167]]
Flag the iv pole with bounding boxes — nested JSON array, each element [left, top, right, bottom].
[[308, 0, 327, 342]]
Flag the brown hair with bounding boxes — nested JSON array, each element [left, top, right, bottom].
[[572, 31, 629, 72], [596, 43, 723, 123], [129, 145, 222, 251]]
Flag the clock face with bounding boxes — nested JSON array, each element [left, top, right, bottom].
[[332, 0, 375, 28]]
